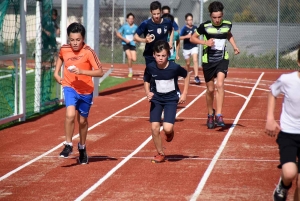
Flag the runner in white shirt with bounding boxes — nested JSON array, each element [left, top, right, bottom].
[[266, 48, 300, 201]]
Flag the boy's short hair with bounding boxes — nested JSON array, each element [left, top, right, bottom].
[[126, 13, 135, 19], [162, 5, 170, 13], [162, 13, 174, 23], [185, 13, 193, 20], [67, 22, 86, 38], [150, 1, 162, 11], [52, 8, 58, 16], [153, 40, 170, 56], [208, 1, 224, 14], [298, 48, 300, 61]]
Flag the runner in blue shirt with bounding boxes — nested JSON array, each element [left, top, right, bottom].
[[162, 13, 180, 62], [116, 13, 138, 77], [180, 13, 201, 84], [134, 1, 174, 65], [162, 5, 179, 32], [144, 40, 190, 163]]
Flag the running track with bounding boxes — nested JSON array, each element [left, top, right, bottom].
[[0, 64, 295, 200]]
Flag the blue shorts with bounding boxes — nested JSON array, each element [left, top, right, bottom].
[[150, 101, 177, 124], [63, 87, 93, 117]]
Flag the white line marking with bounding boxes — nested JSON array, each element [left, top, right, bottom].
[[74, 90, 207, 201], [0, 97, 146, 181], [224, 90, 247, 99], [41, 155, 278, 162], [189, 72, 264, 201]]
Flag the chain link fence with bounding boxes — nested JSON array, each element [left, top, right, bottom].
[[50, 0, 300, 69]]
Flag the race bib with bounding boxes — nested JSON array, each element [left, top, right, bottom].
[[155, 79, 175, 93], [211, 39, 226, 50], [125, 34, 133, 41]]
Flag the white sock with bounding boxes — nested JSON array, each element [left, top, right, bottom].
[[129, 68, 132, 73], [64, 141, 73, 146], [78, 143, 85, 149]]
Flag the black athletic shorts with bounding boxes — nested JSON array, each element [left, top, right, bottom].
[[276, 131, 300, 172], [202, 59, 229, 82], [123, 44, 136, 51]]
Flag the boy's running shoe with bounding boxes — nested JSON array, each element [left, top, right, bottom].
[[164, 130, 174, 142], [215, 115, 225, 127], [128, 72, 133, 77], [78, 145, 88, 164], [207, 109, 215, 129], [151, 153, 165, 163], [273, 178, 289, 201], [59, 144, 73, 158], [194, 76, 201, 84]]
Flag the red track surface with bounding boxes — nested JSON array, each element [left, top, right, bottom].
[[0, 64, 295, 200]]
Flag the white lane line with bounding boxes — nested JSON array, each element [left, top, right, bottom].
[[74, 90, 207, 201], [0, 97, 146, 181], [224, 90, 247, 99], [189, 72, 264, 201], [39, 155, 278, 162]]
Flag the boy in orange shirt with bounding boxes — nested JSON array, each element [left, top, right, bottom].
[[54, 22, 104, 164]]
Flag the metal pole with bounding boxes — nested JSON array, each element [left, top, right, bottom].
[[19, 0, 27, 121], [111, 0, 115, 68], [34, 0, 42, 113], [276, 0, 280, 69], [60, 0, 67, 100], [122, 0, 126, 64]]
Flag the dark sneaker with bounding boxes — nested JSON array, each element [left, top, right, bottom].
[[59, 144, 73, 158], [151, 153, 165, 163], [273, 178, 289, 201], [207, 109, 215, 129], [215, 115, 225, 127], [164, 130, 174, 142], [194, 76, 201, 84], [78, 146, 89, 164]]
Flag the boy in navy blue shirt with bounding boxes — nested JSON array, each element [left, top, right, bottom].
[[144, 40, 189, 163], [180, 13, 201, 84], [134, 1, 174, 65]]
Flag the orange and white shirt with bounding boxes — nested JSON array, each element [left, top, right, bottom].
[[59, 43, 102, 94]]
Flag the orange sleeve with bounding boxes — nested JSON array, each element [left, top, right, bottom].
[[86, 47, 102, 70]]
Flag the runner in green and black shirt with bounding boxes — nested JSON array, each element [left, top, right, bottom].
[[190, 1, 240, 129]]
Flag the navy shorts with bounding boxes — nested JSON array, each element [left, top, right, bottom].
[[202, 59, 229, 82], [276, 131, 300, 172], [123, 44, 136, 51], [150, 101, 177, 124], [63, 87, 93, 118]]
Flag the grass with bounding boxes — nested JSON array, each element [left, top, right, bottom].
[[0, 74, 131, 130], [99, 76, 131, 91]]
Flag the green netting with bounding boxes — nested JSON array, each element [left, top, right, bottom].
[[0, 0, 60, 123]]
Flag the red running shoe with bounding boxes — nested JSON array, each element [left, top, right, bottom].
[[151, 153, 165, 163]]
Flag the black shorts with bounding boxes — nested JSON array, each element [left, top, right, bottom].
[[276, 131, 300, 172], [123, 44, 136, 51], [202, 59, 229, 82]]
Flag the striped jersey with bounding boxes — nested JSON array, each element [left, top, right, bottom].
[[195, 20, 232, 63]]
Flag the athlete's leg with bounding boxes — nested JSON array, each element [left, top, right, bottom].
[[65, 106, 76, 143], [215, 72, 226, 115], [192, 53, 199, 77], [77, 113, 88, 145], [130, 50, 137, 62], [185, 57, 191, 71], [151, 122, 164, 154], [206, 79, 215, 115], [125, 49, 132, 68]]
